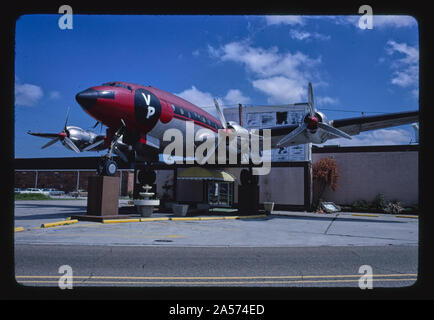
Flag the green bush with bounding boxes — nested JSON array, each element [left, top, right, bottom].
[[15, 193, 51, 200], [371, 193, 386, 211]]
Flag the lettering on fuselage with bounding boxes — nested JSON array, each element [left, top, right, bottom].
[[134, 88, 161, 128]]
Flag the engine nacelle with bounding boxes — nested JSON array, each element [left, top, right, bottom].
[[314, 111, 327, 124], [227, 121, 249, 137], [65, 126, 102, 151]]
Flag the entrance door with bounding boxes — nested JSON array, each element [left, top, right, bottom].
[[207, 182, 233, 207]]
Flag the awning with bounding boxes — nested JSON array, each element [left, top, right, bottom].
[[177, 167, 235, 182]]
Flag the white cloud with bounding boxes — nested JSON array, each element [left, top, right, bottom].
[[317, 15, 417, 29], [175, 85, 217, 109], [316, 96, 338, 106], [385, 40, 419, 89], [208, 41, 322, 104], [175, 86, 251, 117], [15, 83, 44, 106], [372, 15, 417, 28], [324, 128, 412, 146], [265, 15, 305, 26], [252, 76, 305, 104], [224, 89, 251, 105], [289, 29, 331, 41]]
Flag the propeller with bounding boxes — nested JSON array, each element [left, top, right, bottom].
[[28, 107, 81, 153], [276, 83, 351, 147], [214, 98, 228, 129], [82, 139, 104, 152]]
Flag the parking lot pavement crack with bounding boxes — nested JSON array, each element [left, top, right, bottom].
[[324, 214, 339, 235]]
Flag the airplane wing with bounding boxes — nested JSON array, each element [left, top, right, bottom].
[[258, 110, 418, 147], [330, 110, 419, 137]]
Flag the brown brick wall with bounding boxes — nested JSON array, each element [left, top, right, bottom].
[[15, 170, 134, 196]]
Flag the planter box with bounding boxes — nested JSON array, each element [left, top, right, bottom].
[[263, 202, 274, 214], [172, 204, 189, 216]]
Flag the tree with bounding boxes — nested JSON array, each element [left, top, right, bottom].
[[312, 157, 339, 210]]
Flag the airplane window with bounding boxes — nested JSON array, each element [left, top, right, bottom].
[[180, 108, 184, 115]]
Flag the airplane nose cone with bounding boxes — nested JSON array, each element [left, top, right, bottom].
[[75, 88, 98, 110]]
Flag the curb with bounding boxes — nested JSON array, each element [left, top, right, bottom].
[[41, 219, 79, 228], [103, 214, 268, 224], [351, 213, 379, 217]]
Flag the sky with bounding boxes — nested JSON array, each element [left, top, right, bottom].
[[14, 14, 419, 158]]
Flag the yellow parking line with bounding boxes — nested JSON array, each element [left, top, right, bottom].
[[395, 215, 418, 219], [14, 227, 25, 232]]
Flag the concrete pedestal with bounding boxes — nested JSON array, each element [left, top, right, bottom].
[[87, 176, 120, 216]]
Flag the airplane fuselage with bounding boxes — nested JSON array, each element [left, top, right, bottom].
[[76, 81, 223, 150]]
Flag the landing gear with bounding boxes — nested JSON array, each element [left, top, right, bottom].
[[97, 157, 118, 176], [97, 120, 127, 176]]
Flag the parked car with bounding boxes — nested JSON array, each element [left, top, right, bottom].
[[20, 188, 44, 194], [68, 189, 88, 198], [41, 188, 65, 196], [14, 188, 22, 194]]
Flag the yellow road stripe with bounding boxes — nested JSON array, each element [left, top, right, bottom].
[[16, 278, 417, 286], [395, 215, 418, 219], [16, 273, 416, 280], [14, 227, 25, 232]]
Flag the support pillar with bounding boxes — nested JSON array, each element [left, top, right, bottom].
[[87, 176, 120, 216]]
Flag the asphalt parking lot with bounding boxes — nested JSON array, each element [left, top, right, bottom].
[[14, 200, 418, 247], [13, 200, 419, 289]]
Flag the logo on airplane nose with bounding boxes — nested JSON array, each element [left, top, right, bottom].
[[134, 88, 161, 128]]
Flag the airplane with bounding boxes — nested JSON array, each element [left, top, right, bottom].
[[28, 81, 419, 178]]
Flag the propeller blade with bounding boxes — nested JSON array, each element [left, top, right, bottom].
[[63, 136, 81, 153], [92, 121, 100, 129], [276, 123, 308, 147], [27, 131, 60, 139], [82, 139, 104, 152], [214, 98, 227, 129], [63, 106, 71, 131], [41, 137, 60, 149], [317, 122, 352, 140], [307, 82, 316, 116]]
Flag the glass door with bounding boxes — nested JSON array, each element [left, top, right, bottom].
[[207, 182, 233, 207]]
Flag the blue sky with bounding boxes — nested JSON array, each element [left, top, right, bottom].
[[15, 14, 419, 158]]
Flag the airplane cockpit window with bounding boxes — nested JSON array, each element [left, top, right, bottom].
[[102, 82, 132, 91]]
